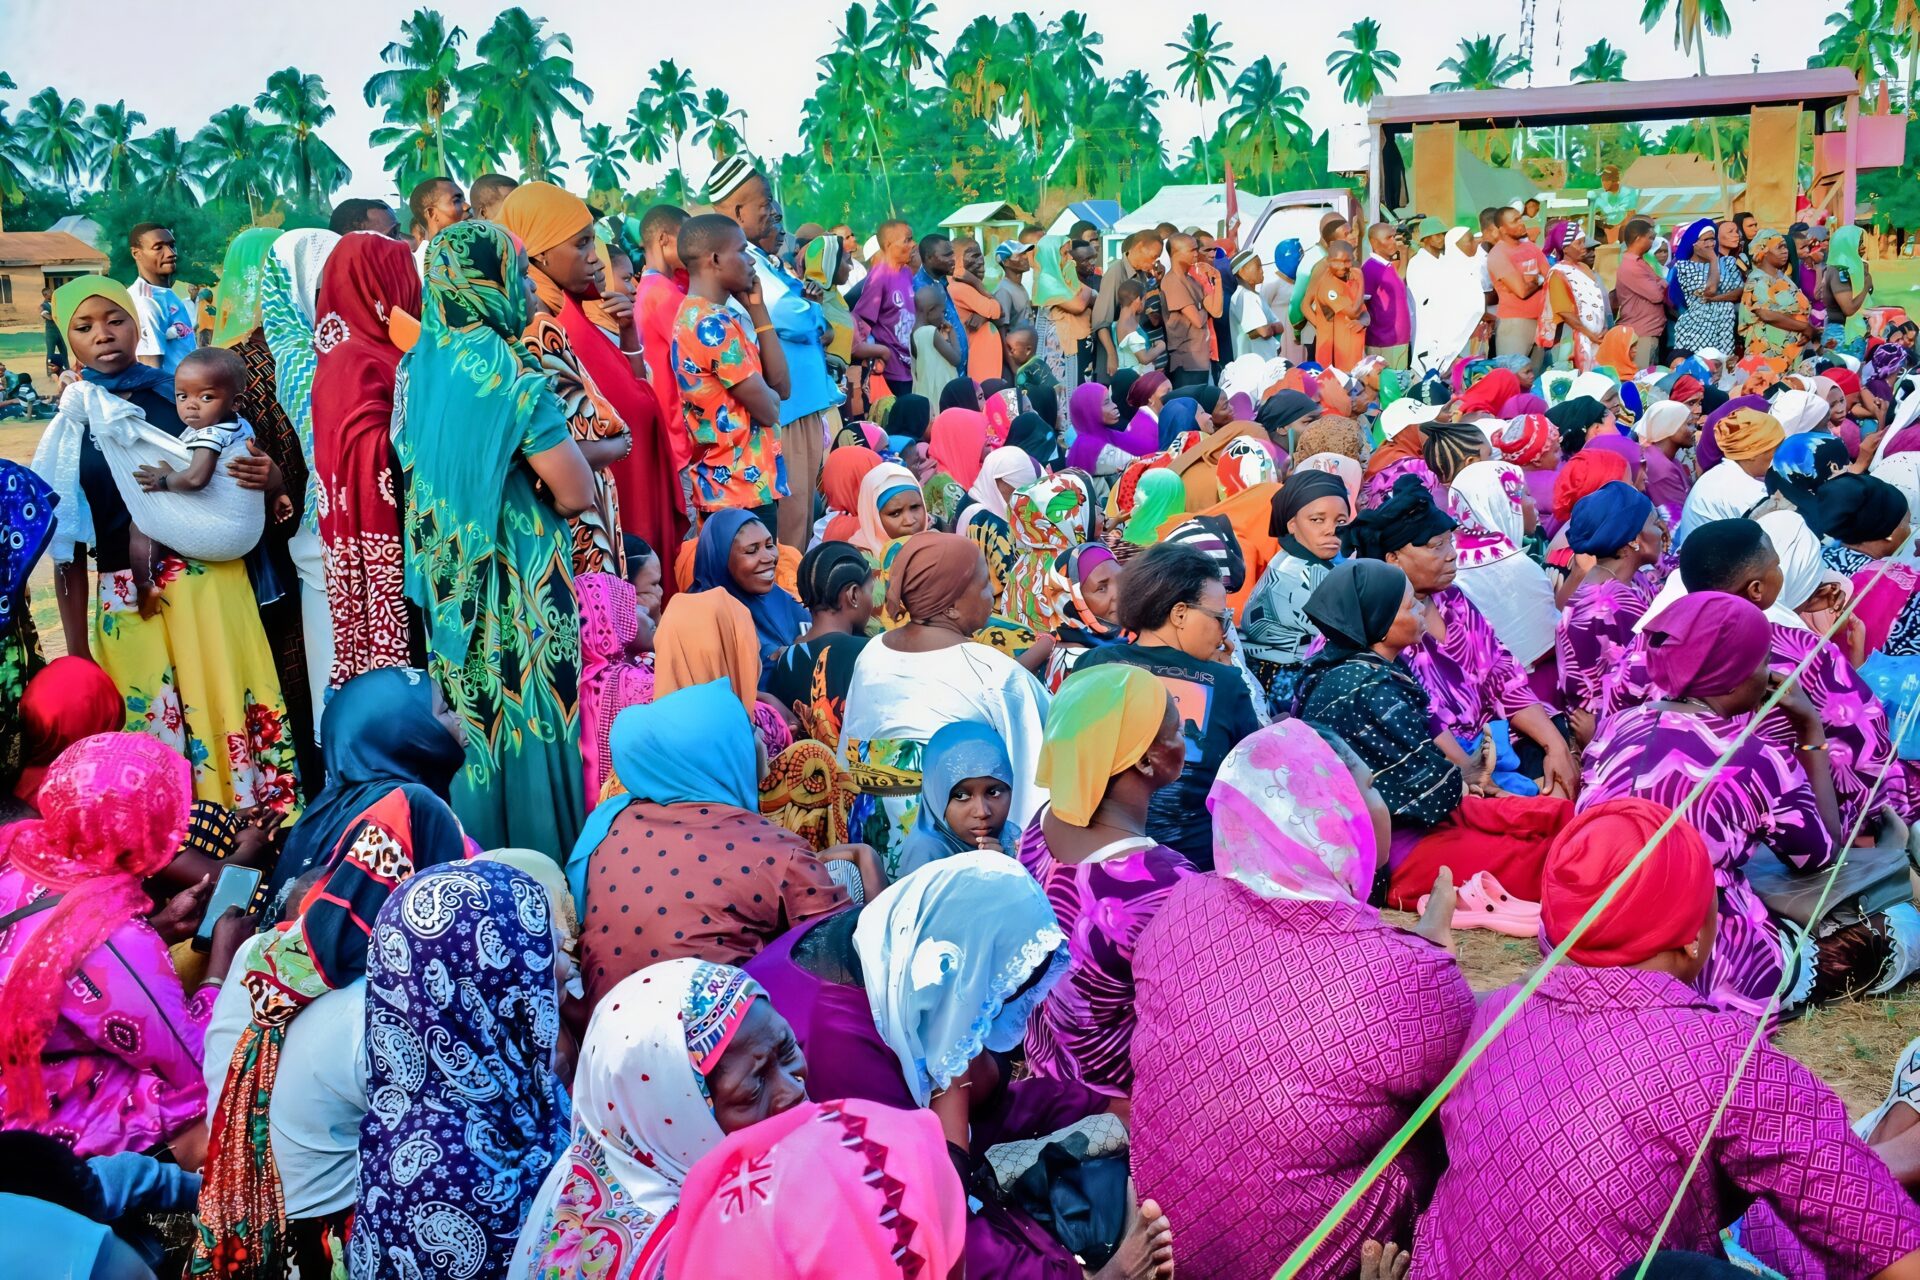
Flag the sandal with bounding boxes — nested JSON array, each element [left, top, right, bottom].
[[1855, 1034, 1920, 1143], [1417, 871, 1542, 939]]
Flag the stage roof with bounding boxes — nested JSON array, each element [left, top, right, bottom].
[[1368, 68, 1859, 134]]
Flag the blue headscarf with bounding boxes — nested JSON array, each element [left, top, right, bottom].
[[353, 860, 569, 1280], [1668, 218, 1717, 310], [691, 507, 809, 662], [1566, 481, 1654, 555], [893, 721, 1021, 879], [0, 462, 56, 633], [1272, 238, 1304, 281], [1766, 431, 1851, 510], [1157, 395, 1204, 451], [564, 679, 758, 909]]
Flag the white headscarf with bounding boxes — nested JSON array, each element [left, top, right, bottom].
[[1407, 228, 1483, 378], [270, 228, 340, 329], [851, 850, 1068, 1106], [1757, 510, 1823, 629], [1219, 353, 1272, 403], [1446, 460, 1559, 666], [1772, 389, 1831, 436], [510, 959, 768, 1279], [1675, 458, 1766, 546], [964, 446, 1040, 525], [1636, 399, 1692, 445]]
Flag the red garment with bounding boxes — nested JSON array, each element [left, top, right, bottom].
[[13, 656, 122, 804], [1458, 369, 1522, 418], [1387, 794, 1573, 909], [1540, 798, 1714, 966], [1551, 449, 1629, 524], [635, 268, 690, 475], [554, 292, 687, 585], [311, 233, 420, 688], [928, 409, 990, 490]]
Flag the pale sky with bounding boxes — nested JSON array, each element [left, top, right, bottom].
[[9, 0, 1818, 203]]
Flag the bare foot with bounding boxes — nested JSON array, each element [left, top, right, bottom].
[[1092, 1197, 1174, 1279], [1358, 1239, 1411, 1280], [1410, 867, 1456, 952]]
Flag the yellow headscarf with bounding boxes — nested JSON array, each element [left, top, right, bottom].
[[803, 235, 855, 363], [1713, 408, 1785, 462], [52, 276, 139, 332], [498, 180, 594, 258], [1035, 665, 1170, 826]]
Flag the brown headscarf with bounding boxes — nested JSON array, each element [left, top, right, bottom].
[[653, 589, 762, 711], [885, 532, 984, 624], [1294, 415, 1367, 462], [1172, 421, 1265, 509]]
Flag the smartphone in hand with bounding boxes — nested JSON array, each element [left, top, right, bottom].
[[192, 864, 263, 953]]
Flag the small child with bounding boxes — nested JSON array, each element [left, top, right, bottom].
[[910, 283, 960, 402], [1098, 278, 1164, 375]]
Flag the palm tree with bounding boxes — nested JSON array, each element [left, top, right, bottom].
[[821, 7, 895, 207], [642, 59, 699, 180], [1221, 57, 1310, 185], [945, 15, 1008, 121], [459, 9, 591, 180], [1327, 20, 1401, 107], [1432, 35, 1531, 91], [131, 127, 198, 205], [15, 88, 92, 193], [1816, 0, 1901, 90], [1165, 14, 1235, 183], [1000, 12, 1065, 159], [363, 8, 466, 179], [620, 95, 671, 169], [444, 108, 509, 179], [373, 115, 444, 191], [88, 99, 146, 192], [255, 67, 349, 202], [191, 105, 274, 215], [1894, 0, 1920, 114], [691, 87, 748, 160], [1572, 38, 1629, 82], [577, 122, 630, 196], [874, 0, 938, 86], [0, 105, 33, 206], [1641, 0, 1734, 201], [1050, 11, 1106, 92]]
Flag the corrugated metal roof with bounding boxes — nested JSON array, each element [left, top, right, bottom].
[[1369, 68, 1858, 131], [0, 231, 111, 268]]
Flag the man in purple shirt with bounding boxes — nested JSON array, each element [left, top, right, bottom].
[[851, 218, 916, 389], [1361, 222, 1412, 370]]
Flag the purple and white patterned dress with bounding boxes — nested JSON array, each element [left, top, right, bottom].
[[1016, 817, 1196, 1097], [1556, 575, 1658, 720], [1402, 586, 1542, 742], [1579, 704, 1836, 1020], [1410, 966, 1920, 1279]]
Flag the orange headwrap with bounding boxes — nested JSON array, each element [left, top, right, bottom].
[[1594, 325, 1639, 380], [497, 180, 595, 258], [652, 589, 761, 711], [1540, 798, 1714, 967]]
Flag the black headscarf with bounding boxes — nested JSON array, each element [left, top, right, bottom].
[[1165, 384, 1223, 412], [1110, 368, 1141, 413], [1006, 411, 1058, 466], [1546, 396, 1608, 455], [1421, 420, 1487, 484], [939, 376, 980, 411], [1025, 382, 1059, 431], [1343, 473, 1458, 559], [1257, 390, 1320, 437], [1305, 560, 1409, 655], [1676, 517, 1766, 591], [888, 393, 932, 444], [1809, 473, 1910, 545], [1269, 469, 1350, 539]]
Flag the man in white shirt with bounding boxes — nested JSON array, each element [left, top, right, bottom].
[[1228, 249, 1283, 360], [128, 224, 197, 375]]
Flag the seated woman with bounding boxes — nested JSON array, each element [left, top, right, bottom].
[[1004, 470, 1099, 635], [1578, 591, 1904, 1023], [1043, 543, 1124, 692], [1243, 470, 1349, 710], [11, 655, 123, 809], [1445, 458, 1557, 674], [1133, 721, 1472, 1280], [1410, 800, 1920, 1279], [1021, 665, 1194, 1096], [577, 570, 655, 810], [763, 541, 873, 746], [1350, 476, 1577, 798], [1555, 482, 1666, 746], [652, 589, 793, 752], [513, 958, 808, 1280], [1817, 472, 1920, 658], [895, 720, 1022, 876], [1066, 380, 1159, 479], [837, 532, 1049, 875], [352, 861, 569, 1280], [1074, 542, 1263, 870], [567, 680, 863, 1007], [848, 461, 929, 563], [0, 735, 239, 1160], [818, 444, 882, 544], [747, 852, 1170, 1280], [692, 508, 807, 665], [1678, 407, 1783, 544]]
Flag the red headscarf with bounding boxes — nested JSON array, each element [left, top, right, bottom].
[[0, 734, 191, 1125], [1551, 448, 1629, 524], [13, 656, 122, 804], [1826, 368, 1861, 398], [1492, 413, 1553, 467], [1540, 798, 1714, 967], [928, 409, 989, 490], [1669, 374, 1706, 406], [820, 446, 882, 543], [1458, 369, 1524, 418], [311, 232, 422, 687]]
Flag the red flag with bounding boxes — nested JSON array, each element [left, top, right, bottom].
[[1221, 161, 1241, 254]]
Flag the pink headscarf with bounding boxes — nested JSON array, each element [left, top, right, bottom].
[[575, 572, 655, 809], [927, 408, 989, 490], [1205, 720, 1379, 905], [0, 733, 191, 1125], [668, 1099, 965, 1280]]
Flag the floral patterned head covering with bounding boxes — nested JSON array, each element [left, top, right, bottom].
[[1008, 470, 1095, 555], [210, 226, 284, 346], [1207, 720, 1378, 905]]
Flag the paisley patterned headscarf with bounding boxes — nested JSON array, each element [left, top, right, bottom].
[[1001, 470, 1096, 630], [352, 860, 569, 1280]]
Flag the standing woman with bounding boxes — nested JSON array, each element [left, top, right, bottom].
[[41, 278, 299, 817], [312, 231, 421, 689], [1739, 229, 1816, 367], [1820, 225, 1873, 352], [501, 182, 686, 581], [1538, 222, 1610, 372], [1668, 218, 1742, 358], [400, 220, 598, 856]]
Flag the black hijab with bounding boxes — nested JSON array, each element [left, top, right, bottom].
[[1269, 469, 1351, 540], [888, 393, 932, 444], [1305, 560, 1409, 655], [1811, 473, 1910, 545], [1546, 395, 1608, 455], [1007, 411, 1058, 466], [1343, 473, 1458, 559], [938, 376, 980, 411], [1257, 390, 1319, 437]]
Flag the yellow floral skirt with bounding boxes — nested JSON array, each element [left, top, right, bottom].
[[94, 556, 300, 818]]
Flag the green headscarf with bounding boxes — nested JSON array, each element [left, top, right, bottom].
[[51, 275, 139, 332], [401, 220, 567, 668], [802, 236, 855, 361], [1029, 235, 1076, 308], [1123, 467, 1186, 546], [211, 227, 283, 347], [1827, 226, 1869, 340]]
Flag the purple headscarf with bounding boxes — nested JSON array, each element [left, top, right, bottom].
[[1500, 393, 1549, 418], [1644, 591, 1772, 699], [1582, 433, 1643, 481], [1543, 220, 1578, 261], [1065, 381, 1157, 474], [1696, 394, 1770, 473]]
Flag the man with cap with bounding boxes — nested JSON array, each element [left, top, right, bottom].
[[1227, 249, 1283, 360], [706, 155, 842, 550], [1361, 222, 1412, 370], [993, 240, 1033, 333]]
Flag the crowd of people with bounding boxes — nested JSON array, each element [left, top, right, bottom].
[[4, 156, 1920, 1279]]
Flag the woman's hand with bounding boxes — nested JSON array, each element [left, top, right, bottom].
[[225, 439, 281, 492], [820, 842, 886, 901], [1538, 743, 1579, 800], [1769, 671, 1825, 743], [204, 907, 259, 985], [149, 875, 213, 945]]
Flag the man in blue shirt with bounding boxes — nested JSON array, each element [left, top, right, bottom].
[[913, 232, 968, 371], [128, 224, 197, 375]]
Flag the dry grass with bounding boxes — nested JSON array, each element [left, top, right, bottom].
[[1386, 912, 1920, 1120]]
